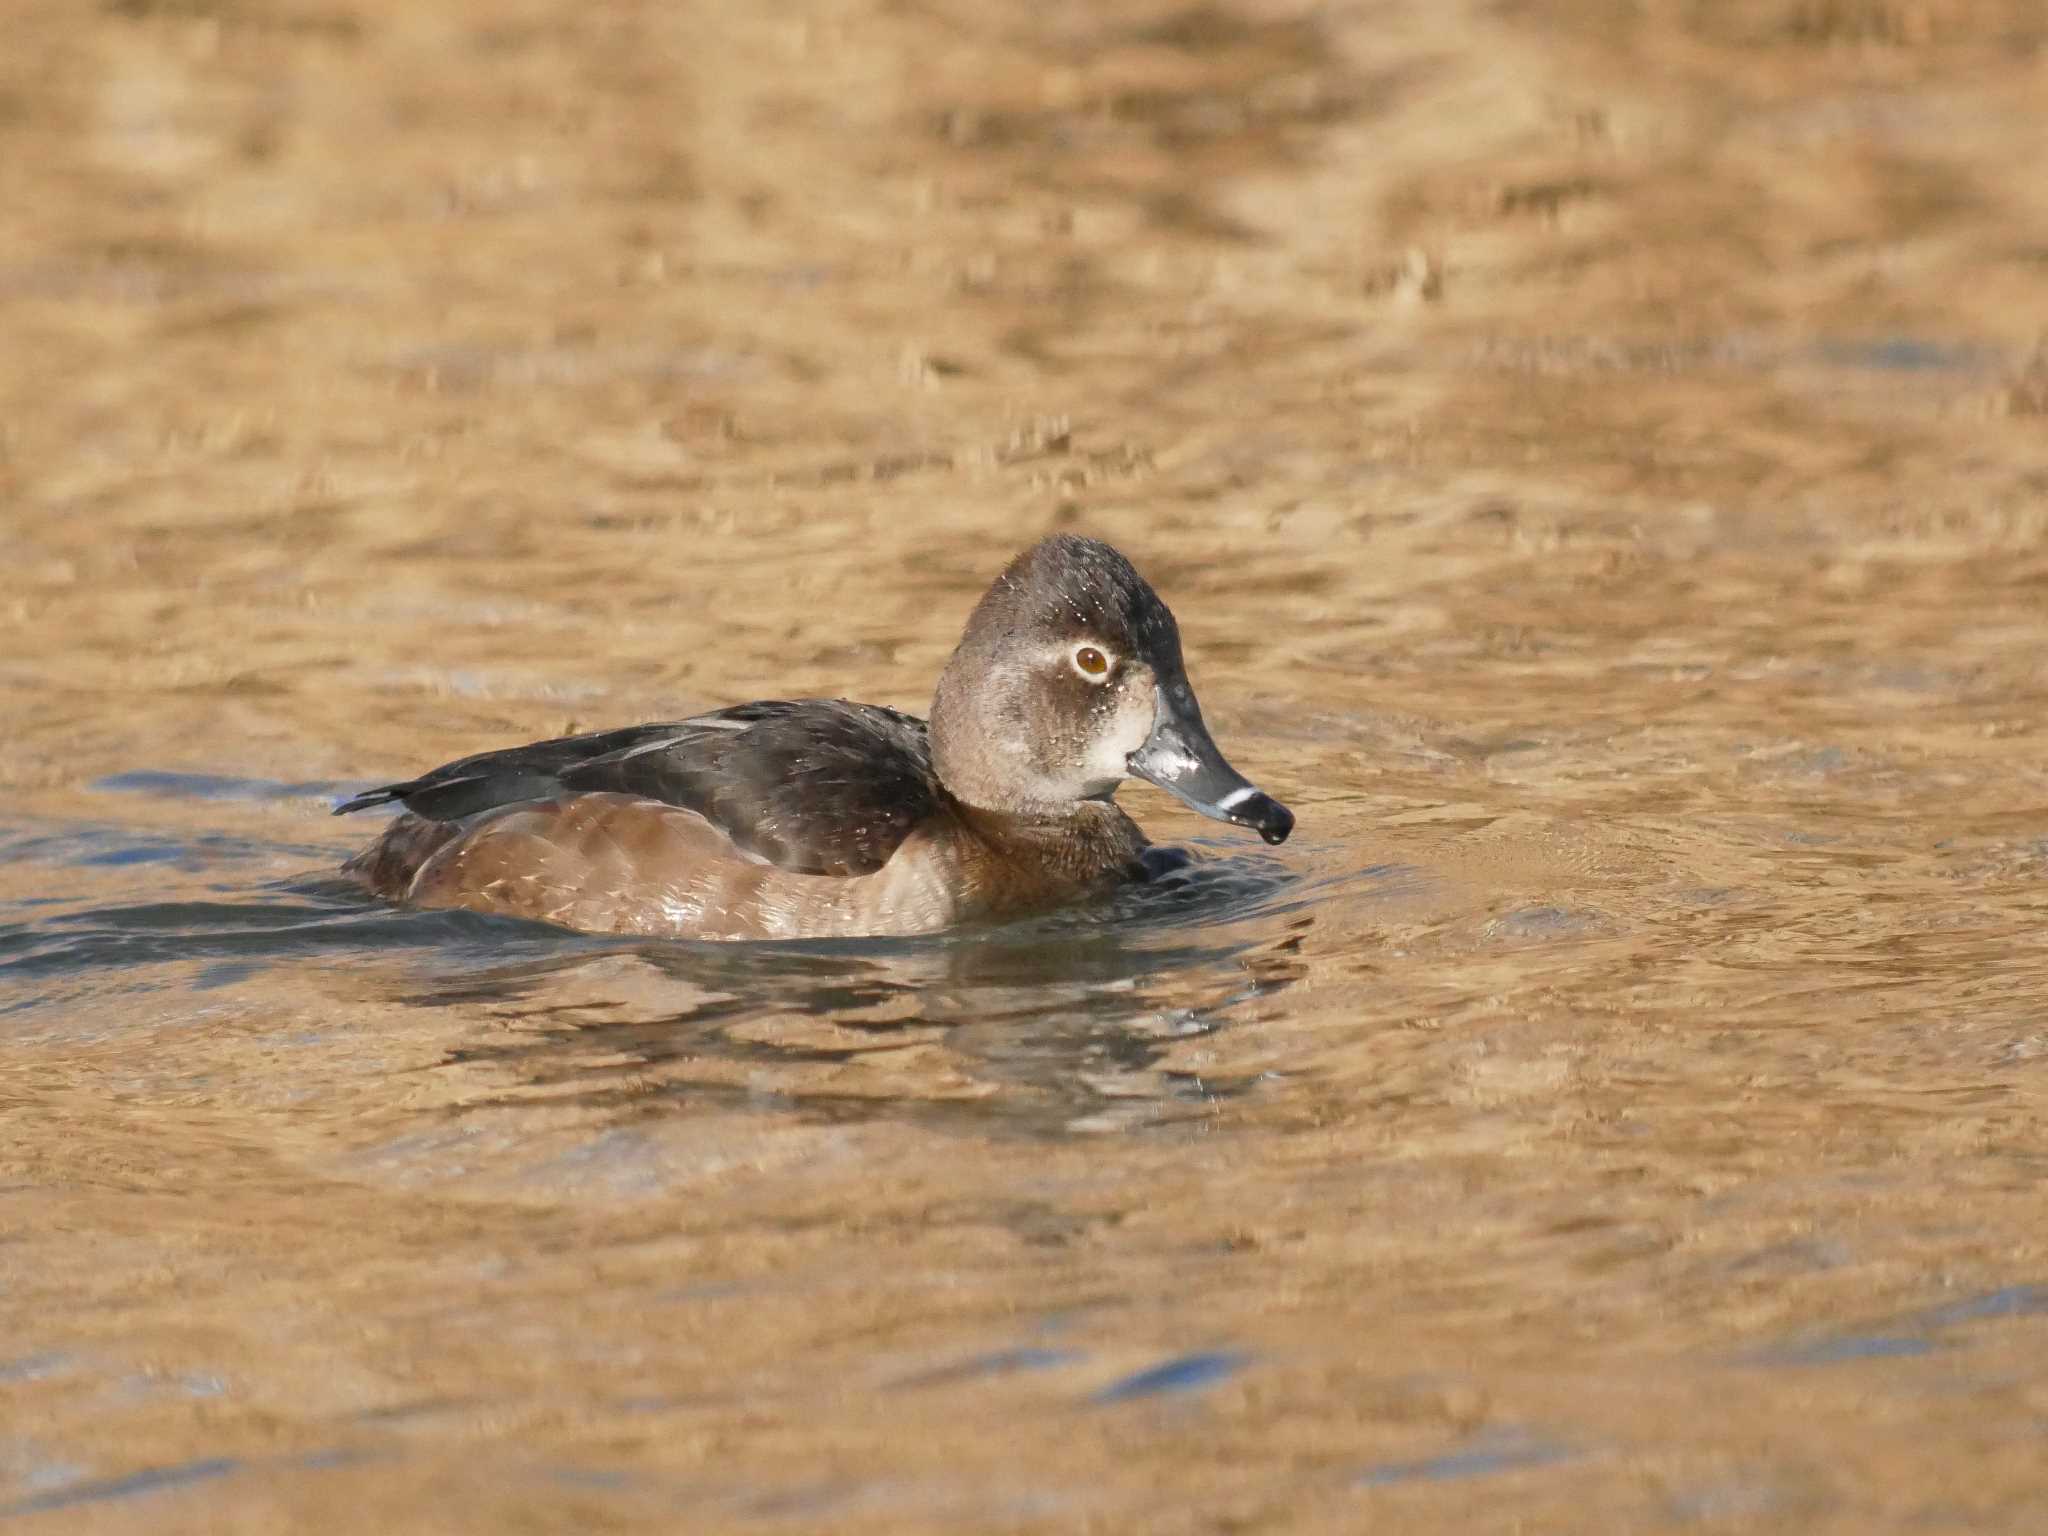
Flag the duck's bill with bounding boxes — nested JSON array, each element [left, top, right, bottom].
[[1127, 689, 1294, 846]]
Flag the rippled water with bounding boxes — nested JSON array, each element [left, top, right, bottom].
[[6, 0, 2048, 1530]]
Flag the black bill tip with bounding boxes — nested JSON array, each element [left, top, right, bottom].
[[1219, 788, 1293, 845], [1124, 681, 1295, 846]]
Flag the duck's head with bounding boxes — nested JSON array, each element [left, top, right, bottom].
[[930, 533, 1294, 844]]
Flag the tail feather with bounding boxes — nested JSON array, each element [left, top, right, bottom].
[[333, 785, 408, 816]]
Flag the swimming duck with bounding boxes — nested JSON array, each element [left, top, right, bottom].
[[337, 534, 1292, 940]]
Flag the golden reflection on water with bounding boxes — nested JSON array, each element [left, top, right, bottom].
[[5, 0, 2048, 1529]]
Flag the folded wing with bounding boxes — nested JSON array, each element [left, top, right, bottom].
[[335, 700, 938, 877]]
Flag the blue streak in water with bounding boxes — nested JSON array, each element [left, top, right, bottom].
[[0, 1457, 240, 1518], [1747, 1335, 1938, 1367], [75, 845, 186, 868], [1091, 1350, 1246, 1404], [91, 772, 353, 803], [894, 1346, 1079, 1389], [0, 1352, 72, 1383], [1912, 1284, 2048, 1330], [1355, 1433, 1574, 1488], [1745, 1280, 2048, 1368]]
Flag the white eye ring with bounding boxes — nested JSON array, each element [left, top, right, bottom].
[[1070, 643, 1114, 683]]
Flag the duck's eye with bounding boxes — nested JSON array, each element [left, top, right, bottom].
[[1072, 644, 1112, 681]]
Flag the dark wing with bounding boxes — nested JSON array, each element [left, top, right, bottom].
[[335, 700, 939, 878], [332, 719, 701, 822]]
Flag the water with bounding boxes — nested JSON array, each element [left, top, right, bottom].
[[6, 1, 2048, 1530]]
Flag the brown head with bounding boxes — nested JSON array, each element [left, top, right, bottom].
[[928, 534, 1293, 843]]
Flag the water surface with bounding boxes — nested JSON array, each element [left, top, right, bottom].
[[5, 1, 2048, 1530]]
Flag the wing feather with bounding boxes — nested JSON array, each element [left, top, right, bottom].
[[336, 701, 937, 878]]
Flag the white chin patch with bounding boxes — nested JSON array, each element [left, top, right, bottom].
[[1081, 692, 1156, 786]]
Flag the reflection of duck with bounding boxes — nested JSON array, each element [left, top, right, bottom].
[[337, 535, 1291, 940]]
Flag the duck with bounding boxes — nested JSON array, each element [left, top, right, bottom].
[[336, 533, 1293, 940]]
